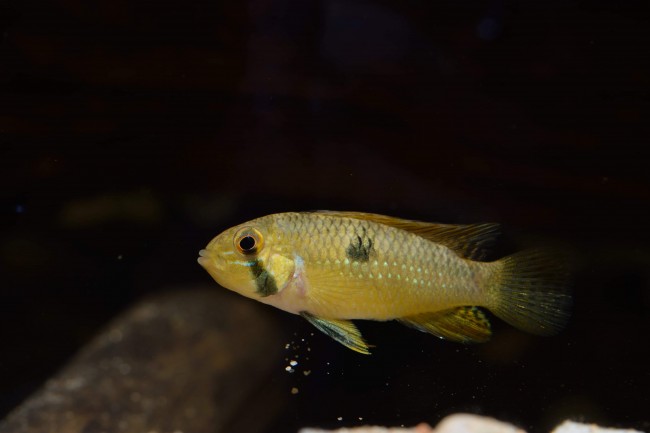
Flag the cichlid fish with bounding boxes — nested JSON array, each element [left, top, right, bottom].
[[198, 211, 571, 354]]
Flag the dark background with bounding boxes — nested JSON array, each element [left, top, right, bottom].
[[1, 0, 649, 432]]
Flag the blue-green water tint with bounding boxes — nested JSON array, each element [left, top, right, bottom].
[[1, 0, 649, 431]]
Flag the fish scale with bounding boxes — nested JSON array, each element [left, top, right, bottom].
[[268, 212, 484, 320], [199, 211, 572, 354]]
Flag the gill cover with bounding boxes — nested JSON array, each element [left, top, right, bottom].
[[232, 225, 295, 297]]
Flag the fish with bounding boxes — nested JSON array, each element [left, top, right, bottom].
[[197, 211, 571, 354]]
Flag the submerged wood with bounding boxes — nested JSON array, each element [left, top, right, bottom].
[[0, 288, 284, 433]]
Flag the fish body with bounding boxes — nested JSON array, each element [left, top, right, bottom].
[[198, 211, 571, 354]]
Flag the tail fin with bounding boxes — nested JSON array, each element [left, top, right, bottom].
[[489, 249, 572, 336]]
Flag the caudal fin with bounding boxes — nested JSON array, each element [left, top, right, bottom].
[[489, 249, 572, 336]]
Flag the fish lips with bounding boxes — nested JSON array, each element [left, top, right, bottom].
[[197, 248, 226, 283], [197, 249, 211, 267]]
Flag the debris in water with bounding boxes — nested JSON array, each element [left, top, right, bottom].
[[303, 370, 311, 376], [291, 387, 299, 395], [289, 360, 298, 367]]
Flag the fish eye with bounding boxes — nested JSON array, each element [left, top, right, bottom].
[[239, 235, 256, 251], [234, 227, 263, 255]]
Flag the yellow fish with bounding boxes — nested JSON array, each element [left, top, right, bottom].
[[198, 211, 571, 354]]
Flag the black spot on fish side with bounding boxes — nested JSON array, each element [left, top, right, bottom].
[[346, 230, 373, 262], [249, 259, 278, 297]]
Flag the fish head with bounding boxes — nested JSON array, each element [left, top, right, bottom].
[[198, 217, 295, 301]]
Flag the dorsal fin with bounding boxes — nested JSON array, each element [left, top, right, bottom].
[[313, 211, 500, 261]]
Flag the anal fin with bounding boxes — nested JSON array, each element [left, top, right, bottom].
[[398, 307, 492, 343], [300, 312, 371, 354]]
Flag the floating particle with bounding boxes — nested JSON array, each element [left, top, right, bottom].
[[285, 366, 295, 373], [303, 370, 311, 376], [117, 254, 123, 260], [337, 417, 343, 421], [291, 387, 299, 395], [285, 343, 290, 349], [289, 360, 298, 367], [358, 417, 364, 421]]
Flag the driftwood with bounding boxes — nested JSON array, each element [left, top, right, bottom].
[[0, 288, 284, 433]]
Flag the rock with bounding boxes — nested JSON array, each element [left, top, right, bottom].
[[300, 422, 434, 433], [0, 288, 284, 433], [435, 414, 525, 433], [552, 421, 644, 433], [298, 414, 646, 433]]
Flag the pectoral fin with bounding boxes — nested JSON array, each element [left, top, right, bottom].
[[300, 312, 371, 354], [398, 307, 492, 343]]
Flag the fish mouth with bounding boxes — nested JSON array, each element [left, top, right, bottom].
[[197, 249, 212, 268]]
